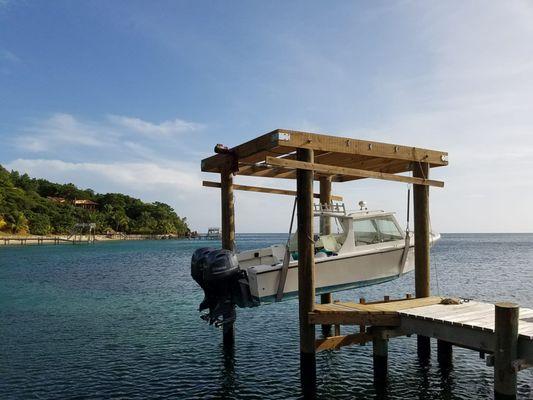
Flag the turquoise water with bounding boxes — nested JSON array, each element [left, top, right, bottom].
[[1, 234, 533, 399]]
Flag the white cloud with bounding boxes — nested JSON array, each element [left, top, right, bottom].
[[1, 49, 20, 63], [14, 112, 203, 158], [108, 115, 202, 136]]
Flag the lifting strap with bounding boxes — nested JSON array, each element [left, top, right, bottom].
[[276, 197, 297, 302], [399, 187, 411, 275]]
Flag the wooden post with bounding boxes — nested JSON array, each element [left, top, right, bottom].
[[319, 176, 333, 337], [373, 334, 388, 383], [359, 298, 366, 345], [437, 340, 453, 368], [494, 302, 518, 400], [413, 161, 431, 360], [221, 167, 236, 348], [297, 148, 316, 398]]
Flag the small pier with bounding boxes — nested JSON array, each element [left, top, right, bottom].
[[1, 236, 81, 245], [311, 296, 533, 369], [200, 129, 528, 399]]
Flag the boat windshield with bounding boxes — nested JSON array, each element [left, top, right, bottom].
[[354, 216, 403, 245]]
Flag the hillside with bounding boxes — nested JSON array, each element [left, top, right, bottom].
[[0, 165, 189, 236]]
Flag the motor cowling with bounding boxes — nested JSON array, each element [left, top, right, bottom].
[[191, 248, 255, 328]]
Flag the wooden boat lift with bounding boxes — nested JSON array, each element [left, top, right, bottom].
[[200, 129, 531, 399]]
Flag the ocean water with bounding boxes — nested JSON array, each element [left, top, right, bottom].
[[1, 234, 533, 399]]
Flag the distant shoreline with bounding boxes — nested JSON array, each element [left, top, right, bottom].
[[0, 234, 186, 246]]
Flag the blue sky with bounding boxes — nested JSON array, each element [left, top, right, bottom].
[[1, 1, 533, 232]]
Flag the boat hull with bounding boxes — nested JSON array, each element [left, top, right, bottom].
[[246, 244, 415, 304]]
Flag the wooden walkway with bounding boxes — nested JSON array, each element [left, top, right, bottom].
[[309, 297, 533, 366]]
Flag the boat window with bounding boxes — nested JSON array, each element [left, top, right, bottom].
[[374, 217, 403, 241], [354, 219, 379, 244]]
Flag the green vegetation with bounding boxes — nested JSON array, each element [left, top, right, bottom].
[[0, 165, 189, 236]]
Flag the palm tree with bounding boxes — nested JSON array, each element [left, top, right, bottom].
[[11, 212, 29, 234]]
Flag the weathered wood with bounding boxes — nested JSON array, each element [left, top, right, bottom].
[[296, 148, 316, 397], [414, 162, 431, 360], [400, 316, 495, 353], [359, 298, 366, 345], [319, 176, 333, 337], [201, 130, 448, 174], [494, 302, 519, 400], [265, 156, 445, 188], [274, 129, 448, 166], [220, 167, 235, 347], [316, 332, 374, 352], [309, 311, 400, 326], [437, 340, 453, 368], [373, 331, 389, 383], [201, 131, 279, 172], [221, 170, 235, 252], [203, 180, 343, 201]]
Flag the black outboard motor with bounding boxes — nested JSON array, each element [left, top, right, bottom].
[[191, 248, 256, 328]]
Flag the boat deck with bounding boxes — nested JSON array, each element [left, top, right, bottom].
[[310, 296, 533, 363]]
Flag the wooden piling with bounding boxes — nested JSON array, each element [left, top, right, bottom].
[[437, 340, 453, 368], [359, 298, 366, 345], [297, 148, 316, 398], [319, 176, 333, 337], [494, 302, 518, 400], [373, 333, 388, 383], [413, 161, 431, 360], [221, 166, 236, 348]]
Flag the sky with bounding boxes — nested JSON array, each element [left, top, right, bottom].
[[1, 1, 533, 233]]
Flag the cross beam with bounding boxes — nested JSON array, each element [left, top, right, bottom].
[[203, 181, 343, 201], [265, 157, 444, 188]]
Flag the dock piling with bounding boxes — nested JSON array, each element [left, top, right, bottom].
[[494, 302, 518, 400], [437, 340, 453, 368], [221, 166, 236, 348], [319, 176, 333, 338], [297, 148, 316, 398], [413, 162, 431, 360], [372, 331, 388, 383]]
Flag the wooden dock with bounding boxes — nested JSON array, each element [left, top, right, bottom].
[[310, 295, 533, 398]]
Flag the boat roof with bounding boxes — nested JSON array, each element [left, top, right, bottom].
[[348, 210, 394, 220], [313, 209, 395, 220]]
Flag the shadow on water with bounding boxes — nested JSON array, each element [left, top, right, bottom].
[[214, 344, 237, 399]]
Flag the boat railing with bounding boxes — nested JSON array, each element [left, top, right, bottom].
[[313, 202, 346, 215]]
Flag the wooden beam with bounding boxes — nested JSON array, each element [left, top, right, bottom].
[[308, 311, 400, 326], [201, 131, 279, 172], [265, 156, 444, 187], [315, 332, 374, 352], [202, 181, 343, 201], [274, 129, 448, 167], [400, 316, 495, 353]]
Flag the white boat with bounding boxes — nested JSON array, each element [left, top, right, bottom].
[[236, 203, 440, 304]]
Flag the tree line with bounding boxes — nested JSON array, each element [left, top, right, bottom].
[[0, 165, 189, 236]]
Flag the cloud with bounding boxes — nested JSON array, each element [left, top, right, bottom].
[[1, 49, 20, 63], [108, 115, 202, 136], [13, 112, 204, 161], [6, 158, 200, 191]]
